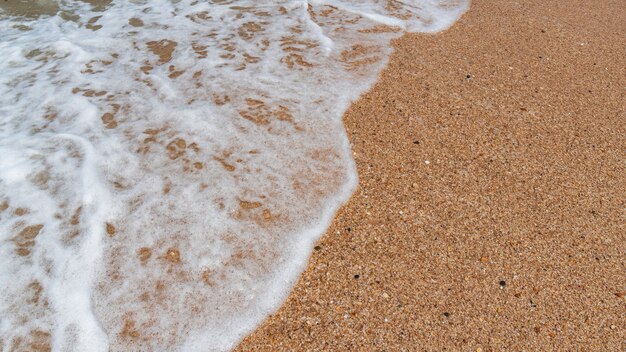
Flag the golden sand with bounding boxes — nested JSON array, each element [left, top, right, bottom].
[[237, 0, 625, 350]]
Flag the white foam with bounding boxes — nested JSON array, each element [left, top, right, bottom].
[[0, 1, 468, 351]]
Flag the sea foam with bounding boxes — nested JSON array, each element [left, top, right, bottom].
[[0, 1, 467, 350]]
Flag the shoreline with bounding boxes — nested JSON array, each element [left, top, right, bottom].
[[237, 0, 625, 350]]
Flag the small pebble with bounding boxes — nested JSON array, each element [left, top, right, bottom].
[[166, 248, 180, 263], [106, 223, 116, 236]]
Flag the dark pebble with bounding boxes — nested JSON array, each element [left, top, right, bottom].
[[499, 280, 506, 287], [354, 274, 360, 279]]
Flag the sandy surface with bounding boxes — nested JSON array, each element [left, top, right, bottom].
[[237, 0, 625, 350]]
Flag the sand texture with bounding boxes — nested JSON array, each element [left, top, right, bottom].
[[237, 0, 625, 350]]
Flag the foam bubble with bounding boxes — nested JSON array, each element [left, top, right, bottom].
[[0, 1, 467, 350]]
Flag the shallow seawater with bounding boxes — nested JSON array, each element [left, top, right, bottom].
[[0, 1, 467, 351]]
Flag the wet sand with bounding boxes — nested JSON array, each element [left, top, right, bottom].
[[237, 0, 625, 350]]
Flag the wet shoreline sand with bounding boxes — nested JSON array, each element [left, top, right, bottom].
[[237, 0, 625, 350]]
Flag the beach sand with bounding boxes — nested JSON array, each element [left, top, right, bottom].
[[237, 0, 625, 350]]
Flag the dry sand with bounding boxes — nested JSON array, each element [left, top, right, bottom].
[[237, 0, 625, 350]]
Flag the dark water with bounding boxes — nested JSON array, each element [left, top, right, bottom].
[[0, 0, 112, 17]]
